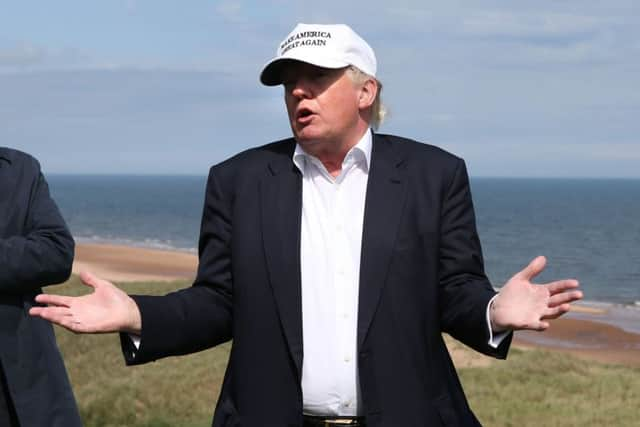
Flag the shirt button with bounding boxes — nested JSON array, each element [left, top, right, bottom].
[[344, 356, 351, 363]]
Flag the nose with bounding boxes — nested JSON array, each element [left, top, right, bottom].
[[288, 77, 312, 99]]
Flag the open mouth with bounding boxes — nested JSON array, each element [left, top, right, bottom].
[[296, 107, 314, 122]]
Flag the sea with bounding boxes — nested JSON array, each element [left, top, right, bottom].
[[47, 175, 640, 314]]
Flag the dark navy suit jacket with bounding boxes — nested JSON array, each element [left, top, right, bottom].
[[0, 148, 82, 426], [122, 134, 511, 427]]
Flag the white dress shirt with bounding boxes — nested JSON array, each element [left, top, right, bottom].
[[294, 131, 372, 416], [293, 130, 508, 416]]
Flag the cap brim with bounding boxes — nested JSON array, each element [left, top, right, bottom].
[[259, 57, 350, 86]]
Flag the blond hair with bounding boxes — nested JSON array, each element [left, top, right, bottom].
[[346, 65, 387, 130]]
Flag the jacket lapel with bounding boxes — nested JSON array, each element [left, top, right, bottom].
[[358, 134, 408, 348], [260, 144, 304, 378], [259, 135, 408, 373]]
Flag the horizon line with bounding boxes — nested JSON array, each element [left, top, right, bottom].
[[46, 172, 640, 180]]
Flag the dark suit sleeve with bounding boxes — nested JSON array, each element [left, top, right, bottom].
[[122, 166, 233, 365], [438, 159, 511, 358], [0, 165, 74, 293]]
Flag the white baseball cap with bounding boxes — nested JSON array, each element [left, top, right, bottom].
[[260, 23, 377, 86]]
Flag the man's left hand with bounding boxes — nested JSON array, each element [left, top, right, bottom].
[[490, 256, 582, 332]]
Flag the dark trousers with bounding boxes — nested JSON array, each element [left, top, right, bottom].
[[0, 361, 20, 427]]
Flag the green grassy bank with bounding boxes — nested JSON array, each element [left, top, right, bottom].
[[52, 277, 639, 427]]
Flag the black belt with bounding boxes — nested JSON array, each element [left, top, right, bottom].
[[303, 415, 366, 426]]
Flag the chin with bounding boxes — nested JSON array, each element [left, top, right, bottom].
[[294, 129, 324, 144], [296, 136, 320, 145]]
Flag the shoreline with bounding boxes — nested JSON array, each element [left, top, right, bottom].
[[514, 317, 640, 367], [72, 242, 640, 367], [73, 243, 198, 282], [75, 239, 640, 309]]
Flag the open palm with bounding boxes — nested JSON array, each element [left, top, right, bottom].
[[490, 256, 582, 332], [29, 271, 141, 334]]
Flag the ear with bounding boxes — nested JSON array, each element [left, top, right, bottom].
[[358, 78, 378, 110]]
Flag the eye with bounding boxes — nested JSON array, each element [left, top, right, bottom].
[[312, 70, 330, 79]]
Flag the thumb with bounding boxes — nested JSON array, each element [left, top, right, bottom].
[[79, 270, 110, 290], [516, 256, 546, 281]]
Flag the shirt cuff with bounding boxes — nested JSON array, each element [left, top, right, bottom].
[[128, 333, 141, 352], [486, 294, 511, 349]]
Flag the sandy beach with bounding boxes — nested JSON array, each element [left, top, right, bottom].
[[72, 243, 640, 368], [73, 243, 198, 282]]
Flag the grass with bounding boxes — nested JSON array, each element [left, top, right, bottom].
[[52, 276, 226, 427], [51, 276, 639, 427], [460, 347, 639, 426]]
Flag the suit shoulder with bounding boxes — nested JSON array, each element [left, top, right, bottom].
[[208, 138, 295, 178], [0, 147, 41, 171]]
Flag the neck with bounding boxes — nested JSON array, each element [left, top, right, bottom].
[[299, 125, 369, 178]]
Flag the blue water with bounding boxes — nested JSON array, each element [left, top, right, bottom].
[[47, 175, 640, 306], [471, 179, 640, 306], [49, 175, 205, 251]]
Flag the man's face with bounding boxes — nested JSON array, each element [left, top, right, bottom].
[[282, 62, 363, 147]]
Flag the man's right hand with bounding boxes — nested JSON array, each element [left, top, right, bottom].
[[29, 271, 142, 335]]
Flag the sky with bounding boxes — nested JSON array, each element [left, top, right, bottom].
[[1, 1, 639, 177]]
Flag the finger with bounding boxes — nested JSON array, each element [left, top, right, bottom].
[[548, 290, 583, 307], [545, 279, 580, 295], [30, 308, 88, 333], [34, 293, 73, 307], [29, 306, 73, 323], [29, 306, 48, 317], [538, 321, 550, 330], [515, 256, 547, 281], [528, 320, 550, 331], [541, 304, 571, 320]]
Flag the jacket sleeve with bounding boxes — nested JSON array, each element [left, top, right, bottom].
[[437, 158, 512, 358], [0, 164, 74, 293], [121, 166, 234, 365]]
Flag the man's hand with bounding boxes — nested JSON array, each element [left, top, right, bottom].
[[29, 271, 142, 335], [490, 256, 582, 332]]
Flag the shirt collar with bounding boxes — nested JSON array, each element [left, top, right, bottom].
[[293, 129, 372, 175]]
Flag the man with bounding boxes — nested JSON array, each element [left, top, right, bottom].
[[30, 24, 582, 426], [0, 148, 82, 426]]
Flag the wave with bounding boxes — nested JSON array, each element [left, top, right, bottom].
[[74, 235, 197, 253]]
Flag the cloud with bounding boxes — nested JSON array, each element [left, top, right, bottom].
[[2, 0, 638, 177], [215, 0, 246, 24], [0, 67, 289, 174], [459, 12, 604, 45], [125, 0, 137, 13], [582, 143, 640, 160], [450, 11, 627, 67], [375, 6, 632, 69], [0, 41, 90, 71], [0, 42, 46, 67]]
